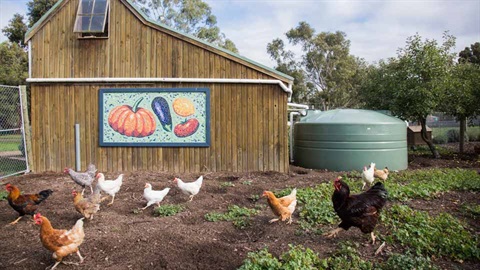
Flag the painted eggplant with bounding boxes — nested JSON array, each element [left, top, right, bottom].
[[151, 97, 172, 132]]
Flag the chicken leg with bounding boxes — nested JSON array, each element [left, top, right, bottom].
[[8, 216, 23, 225], [107, 195, 115, 206], [268, 218, 279, 223], [323, 227, 343, 238]]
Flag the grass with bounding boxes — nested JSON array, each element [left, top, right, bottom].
[[153, 204, 184, 217], [205, 205, 260, 229], [0, 142, 21, 152], [431, 126, 480, 142], [220, 182, 235, 188]]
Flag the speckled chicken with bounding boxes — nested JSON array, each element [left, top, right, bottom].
[[64, 164, 97, 195]]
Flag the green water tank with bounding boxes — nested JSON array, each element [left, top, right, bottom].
[[293, 109, 408, 171]]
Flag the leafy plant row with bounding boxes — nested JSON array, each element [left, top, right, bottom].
[[238, 242, 438, 270]]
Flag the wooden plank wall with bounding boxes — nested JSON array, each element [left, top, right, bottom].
[[30, 83, 288, 173], [29, 0, 289, 173]]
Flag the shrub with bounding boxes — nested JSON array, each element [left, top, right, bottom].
[[432, 134, 447, 144], [446, 129, 469, 143], [466, 128, 480, 141], [238, 245, 322, 270]]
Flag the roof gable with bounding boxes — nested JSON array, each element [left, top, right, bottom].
[[24, 0, 293, 82]]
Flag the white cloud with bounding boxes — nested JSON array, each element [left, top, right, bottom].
[[209, 0, 480, 67]]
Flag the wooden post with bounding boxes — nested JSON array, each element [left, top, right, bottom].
[[20, 85, 33, 172]]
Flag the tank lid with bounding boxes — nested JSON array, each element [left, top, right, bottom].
[[299, 109, 406, 124]]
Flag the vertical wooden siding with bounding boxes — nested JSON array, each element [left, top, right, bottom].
[[30, 84, 288, 173], [29, 0, 289, 173]]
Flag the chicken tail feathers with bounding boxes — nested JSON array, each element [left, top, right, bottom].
[[35, 189, 53, 204], [369, 182, 388, 199]]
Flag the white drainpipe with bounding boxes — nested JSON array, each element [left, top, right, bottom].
[[28, 41, 32, 78], [287, 102, 309, 109], [289, 111, 300, 163], [26, 77, 293, 97]]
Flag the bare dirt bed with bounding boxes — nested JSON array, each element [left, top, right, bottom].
[[1, 144, 479, 270]]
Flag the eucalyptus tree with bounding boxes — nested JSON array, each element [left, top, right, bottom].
[[267, 21, 364, 109], [131, 0, 238, 53]]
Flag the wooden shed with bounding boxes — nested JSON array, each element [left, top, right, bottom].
[[407, 125, 432, 146], [25, 0, 294, 173]]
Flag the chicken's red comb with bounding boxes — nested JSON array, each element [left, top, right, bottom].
[[34, 213, 42, 219]]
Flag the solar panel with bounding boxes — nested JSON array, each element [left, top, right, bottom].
[[74, 0, 109, 34]]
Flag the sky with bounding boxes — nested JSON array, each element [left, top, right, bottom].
[[0, 0, 479, 68]]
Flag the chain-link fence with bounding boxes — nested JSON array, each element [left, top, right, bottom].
[[0, 85, 28, 179]]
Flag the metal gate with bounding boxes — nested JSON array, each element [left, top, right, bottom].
[[0, 85, 28, 179]]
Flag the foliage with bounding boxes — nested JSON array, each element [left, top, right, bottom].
[[458, 42, 480, 65], [359, 33, 456, 158], [382, 204, 480, 261], [238, 248, 282, 270], [220, 182, 235, 188], [242, 180, 252, 185], [386, 168, 480, 201], [131, 0, 237, 52], [0, 42, 28, 86], [431, 133, 447, 144], [205, 205, 259, 229], [238, 245, 322, 270], [460, 203, 480, 219], [153, 204, 184, 217], [441, 63, 480, 120], [267, 22, 365, 109], [321, 241, 373, 270], [380, 252, 438, 270], [1, 14, 28, 47], [432, 126, 480, 142], [407, 145, 452, 156], [0, 190, 8, 201], [27, 0, 58, 27], [445, 129, 469, 143]]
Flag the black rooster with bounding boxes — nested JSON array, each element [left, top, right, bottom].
[[324, 177, 388, 244]]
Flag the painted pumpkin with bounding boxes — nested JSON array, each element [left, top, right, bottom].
[[108, 97, 156, 137], [172, 97, 195, 117]]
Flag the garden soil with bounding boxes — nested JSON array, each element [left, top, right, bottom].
[[1, 143, 479, 270]]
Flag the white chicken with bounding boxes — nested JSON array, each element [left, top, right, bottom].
[[142, 183, 170, 210], [173, 175, 203, 202], [96, 173, 123, 206], [361, 162, 375, 190]]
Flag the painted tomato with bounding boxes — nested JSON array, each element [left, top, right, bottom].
[[172, 97, 195, 117], [174, 118, 200, 137], [108, 97, 156, 137]]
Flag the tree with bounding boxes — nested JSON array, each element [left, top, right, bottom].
[[267, 22, 364, 109], [0, 42, 28, 86], [1, 14, 28, 47], [27, 0, 58, 27], [131, 0, 238, 53], [0, 41, 28, 128], [458, 42, 480, 65], [360, 33, 456, 158], [441, 62, 480, 153]]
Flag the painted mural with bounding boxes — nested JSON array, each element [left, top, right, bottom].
[[99, 88, 210, 146]]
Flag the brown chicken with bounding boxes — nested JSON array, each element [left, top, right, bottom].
[[374, 167, 389, 181], [72, 189, 101, 220], [5, 183, 53, 225], [34, 213, 85, 270], [262, 188, 297, 224], [324, 177, 387, 244]]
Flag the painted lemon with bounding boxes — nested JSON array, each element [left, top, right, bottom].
[[173, 97, 195, 117]]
